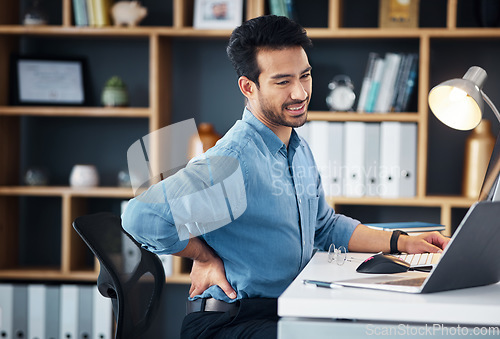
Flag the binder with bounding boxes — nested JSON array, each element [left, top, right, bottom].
[[122, 230, 141, 274], [327, 122, 344, 196], [0, 283, 14, 339], [364, 123, 381, 196], [380, 122, 400, 197], [159, 254, 173, 277], [13, 284, 28, 339], [343, 122, 366, 197], [399, 123, 417, 197], [59, 284, 78, 339], [379, 122, 417, 197], [92, 287, 113, 339], [78, 285, 93, 339], [45, 285, 60, 339], [28, 284, 46, 339], [307, 121, 331, 195]]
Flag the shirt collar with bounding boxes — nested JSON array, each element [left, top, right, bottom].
[[242, 108, 285, 155]]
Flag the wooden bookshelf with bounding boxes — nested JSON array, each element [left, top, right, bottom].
[[0, 0, 497, 282]]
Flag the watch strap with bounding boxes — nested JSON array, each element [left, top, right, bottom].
[[390, 230, 409, 254]]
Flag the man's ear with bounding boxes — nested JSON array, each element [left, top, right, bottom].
[[238, 76, 256, 99]]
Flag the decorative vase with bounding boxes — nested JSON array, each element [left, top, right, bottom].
[[23, 0, 48, 25], [117, 169, 131, 187], [462, 119, 495, 198], [24, 167, 49, 186], [70, 164, 100, 187], [101, 76, 129, 107], [188, 123, 221, 159]]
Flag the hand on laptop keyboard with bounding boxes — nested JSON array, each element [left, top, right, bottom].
[[392, 252, 441, 268]]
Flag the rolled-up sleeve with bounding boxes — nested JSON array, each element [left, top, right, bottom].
[[122, 180, 190, 255]]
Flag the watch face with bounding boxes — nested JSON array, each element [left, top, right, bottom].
[[327, 85, 356, 111]]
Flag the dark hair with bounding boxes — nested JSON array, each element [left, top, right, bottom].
[[226, 15, 312, 87]]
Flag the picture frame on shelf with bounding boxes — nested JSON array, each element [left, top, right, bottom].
[[379, 0, 419, 28], [9, 55, 89, 106], [193, 0, 243, 30]]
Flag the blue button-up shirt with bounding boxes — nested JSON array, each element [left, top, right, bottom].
[[122, 109, 360, 302]]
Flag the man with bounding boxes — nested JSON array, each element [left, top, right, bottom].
[[122, 15, 450, 338]]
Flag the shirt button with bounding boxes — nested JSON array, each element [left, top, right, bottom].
[[298, 198, 302, 204]]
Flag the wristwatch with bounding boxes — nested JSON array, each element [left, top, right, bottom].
[[390, 230, 409, 254]]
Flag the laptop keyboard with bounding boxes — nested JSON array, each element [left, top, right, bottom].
[[392, 253, 441, 267]]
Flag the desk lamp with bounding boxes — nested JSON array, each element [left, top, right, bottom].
[[428, 66, 500, 201]]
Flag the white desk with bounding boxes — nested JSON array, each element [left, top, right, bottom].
[[278, 252, 500, 338]]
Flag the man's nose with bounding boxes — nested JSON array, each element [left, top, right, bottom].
[[290, 81, 308, 101]]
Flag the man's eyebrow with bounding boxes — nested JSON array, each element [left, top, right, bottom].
[[270, 67, 312, 80]]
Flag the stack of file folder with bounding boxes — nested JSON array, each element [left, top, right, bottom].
[[297, 121, 417, 198], [0, 283, 113, 339]]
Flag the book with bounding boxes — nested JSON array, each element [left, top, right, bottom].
[[357, 52, 379, 113], [283, 0, 296, 20], [72, 0, 89, 26], [364, 57, 385, 113], [93, 0, 112, 27], [392, 53, 418, 112], [365, 221, 445, 233], [389, 53, 409, 112], [86, 0, 96, 26], [398, 53, 419, 112], [269, 0, 287, 16], [374, 52, 402, 113]]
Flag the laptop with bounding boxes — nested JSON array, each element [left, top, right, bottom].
[[335, 200, 500, 293]]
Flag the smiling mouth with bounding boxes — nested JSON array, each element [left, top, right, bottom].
[[285, 101, 307, 115], [287, 104, 304, 111]]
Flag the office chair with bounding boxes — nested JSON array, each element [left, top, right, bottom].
[[73, 212, 165, 339]]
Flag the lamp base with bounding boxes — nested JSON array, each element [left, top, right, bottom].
[[462, 120, 495, 199]]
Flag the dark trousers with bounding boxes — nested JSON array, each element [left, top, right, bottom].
[[181, 298, 278, 339]]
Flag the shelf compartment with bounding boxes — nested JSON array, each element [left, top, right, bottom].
[[0, 196, 19, 270], [19, 196, 62, 270]]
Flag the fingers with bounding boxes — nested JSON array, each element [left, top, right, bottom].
[[422, 232, 450, 250], [421, 241, 443, 253], [189, 285, 201, 298], [218, 280, 237, 299], [189, 282, 237, 299]]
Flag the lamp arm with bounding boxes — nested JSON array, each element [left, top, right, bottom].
[[481, 91, 500, 124]]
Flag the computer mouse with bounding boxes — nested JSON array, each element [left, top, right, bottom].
[[356, 254, 411, 274]]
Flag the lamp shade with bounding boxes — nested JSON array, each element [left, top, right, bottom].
[[428, 66, 487, 131]]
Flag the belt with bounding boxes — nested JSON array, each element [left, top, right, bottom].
[[186, 298, 240, 315]]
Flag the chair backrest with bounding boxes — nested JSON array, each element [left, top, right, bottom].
[[73, 212, 165, 339]]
